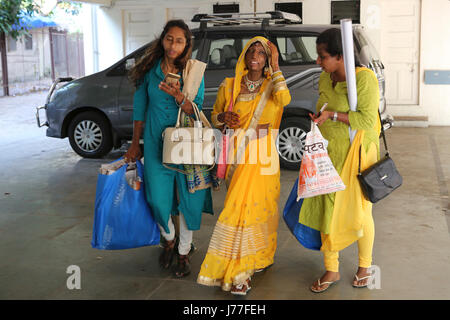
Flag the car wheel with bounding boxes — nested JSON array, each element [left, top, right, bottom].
[[68, 111, 113, 158], [276, 117, 311, 171]]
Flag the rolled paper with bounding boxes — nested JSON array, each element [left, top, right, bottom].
[[340, 19, 357, 143]]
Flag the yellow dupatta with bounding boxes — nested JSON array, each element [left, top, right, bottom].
[[224, 36, 279, 187]]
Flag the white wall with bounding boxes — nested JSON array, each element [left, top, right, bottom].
[[81, 4, 95, 75], [419, 0, 450, 126], [303, 0, 331, 24], [97, 5, 124, 71]]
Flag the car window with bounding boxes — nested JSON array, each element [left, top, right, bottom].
[[276, 35, 318, 65], [353, 28, 381, 67], [206, 37, 264, 70], [107, 46, 148, 77], [207, 37, 246, 70]]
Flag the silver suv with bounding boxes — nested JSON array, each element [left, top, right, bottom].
[[36, 11, 390, 170]]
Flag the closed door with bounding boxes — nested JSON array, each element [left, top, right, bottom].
[[123, 10, 153, 55], [380, 0, 421, 105]]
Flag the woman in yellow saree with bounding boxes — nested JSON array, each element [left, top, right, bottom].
[[197, 37, 291, 295]]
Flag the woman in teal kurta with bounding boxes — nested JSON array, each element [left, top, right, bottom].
[[132, 58, 212, 233], [125, 20, 213, 278]]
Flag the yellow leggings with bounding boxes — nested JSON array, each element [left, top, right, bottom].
[[322, 212, 375, 272]]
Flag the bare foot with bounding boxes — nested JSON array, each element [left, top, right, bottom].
[[353, 267, 372, 287], [310, 271, 340, 292]]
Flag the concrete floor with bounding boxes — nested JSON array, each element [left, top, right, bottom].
[[0, 92, 449, 300]]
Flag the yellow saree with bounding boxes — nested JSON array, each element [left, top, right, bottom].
[[197, 37, 291, 290]]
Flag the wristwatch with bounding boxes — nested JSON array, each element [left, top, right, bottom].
[[332, 112, 338, 122]]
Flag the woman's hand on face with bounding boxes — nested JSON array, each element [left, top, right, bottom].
[[158, 80, 181, 98], [309, 111, 331, 126], [218, 111, 240, 128], [267, 41, 280, 71]]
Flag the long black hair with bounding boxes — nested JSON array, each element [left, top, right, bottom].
[[316, 28, 362, 67], [129, 19, 193, 87]]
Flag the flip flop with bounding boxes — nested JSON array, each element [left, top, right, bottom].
[[352, 274, 372, 288], [310, 278, 339, 293]]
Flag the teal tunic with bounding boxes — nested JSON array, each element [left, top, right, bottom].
[[133, 58, 213, 233]]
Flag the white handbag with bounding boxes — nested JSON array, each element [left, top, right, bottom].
[[162, 103, 216, 174]]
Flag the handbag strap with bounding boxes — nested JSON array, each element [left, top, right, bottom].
[[379, 111, 389, 157], [358, 111, 389, 174], [175, 101, 202, 128], [222, 79, 234, 133]]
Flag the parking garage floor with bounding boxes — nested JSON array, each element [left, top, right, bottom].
[[0, 92, 449, 300]]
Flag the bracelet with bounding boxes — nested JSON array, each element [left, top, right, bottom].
[[176, 94, 186, 107], [271, 70, 282, 77]]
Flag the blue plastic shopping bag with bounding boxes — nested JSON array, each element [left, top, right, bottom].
[[283, 177, 322, 251], [92, 158, 160, 250]]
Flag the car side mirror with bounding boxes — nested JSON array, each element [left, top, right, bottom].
[[125, 58, 135, 70]]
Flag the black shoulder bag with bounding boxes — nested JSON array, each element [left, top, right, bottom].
[[357, 112, 403, 203]]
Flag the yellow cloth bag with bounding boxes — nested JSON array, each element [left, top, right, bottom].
[[321, 130, 378, 252]]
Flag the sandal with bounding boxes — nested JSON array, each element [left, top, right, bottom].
[[174, 254, 191, 278], [159, 238, 176, 269], [352, 274, 372, 288], [255, 264, 273, 273], [310, 278, 339, 293], [231, 278, 251, 296]]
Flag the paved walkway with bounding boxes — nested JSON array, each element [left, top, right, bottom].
[[0, 92, 449, 299]]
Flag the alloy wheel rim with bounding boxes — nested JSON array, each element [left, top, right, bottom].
[[276, 126, 307, 163], [74, 120, 103, 152]]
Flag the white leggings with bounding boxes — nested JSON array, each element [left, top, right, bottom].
[[158, 213, 193, 256]]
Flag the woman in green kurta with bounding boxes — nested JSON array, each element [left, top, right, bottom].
[[124, 20, 213, 278], [303, 29, 381, 292]]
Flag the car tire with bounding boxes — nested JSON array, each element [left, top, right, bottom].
[[276, 116, 311, 171], [68, 111, 113, 158]]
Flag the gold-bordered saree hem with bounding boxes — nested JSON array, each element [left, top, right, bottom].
[[196, 211, 279, 291]]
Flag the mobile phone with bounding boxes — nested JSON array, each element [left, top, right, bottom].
[[164, 72, 181, 86]]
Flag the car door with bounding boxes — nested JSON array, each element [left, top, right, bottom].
[[114, 47, 148, 139]]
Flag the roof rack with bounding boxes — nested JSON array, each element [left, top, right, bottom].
[[192, 11, 302, 30]]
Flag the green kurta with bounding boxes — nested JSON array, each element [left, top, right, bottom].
[[132, 58, 213, 234], [299, 67, 380, 234]]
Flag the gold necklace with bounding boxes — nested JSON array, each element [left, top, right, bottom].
[[244, 75, 264, 92]]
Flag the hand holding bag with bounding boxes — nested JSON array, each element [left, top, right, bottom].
[[92, 158, 160, 250], [357, 112, 402, 203], [162, 102, 216, 172]]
